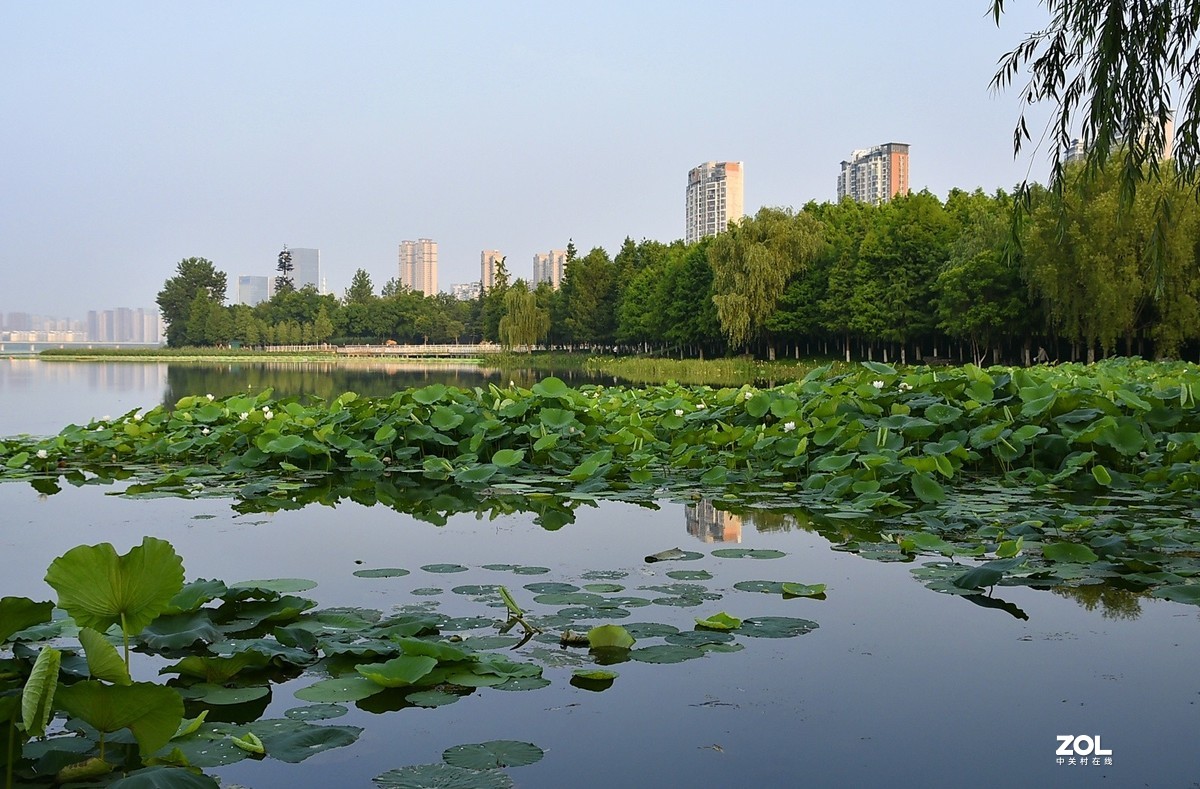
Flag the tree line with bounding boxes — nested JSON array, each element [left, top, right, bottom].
[[158, 158, 1200, 363]]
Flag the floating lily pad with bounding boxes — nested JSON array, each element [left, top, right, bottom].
[[1151, 585, 1200, 604], [535, 592, 603, 606], [623, 622, 680, 639], [443, 739, 544, 769], [353, 568, 411, 579], [456, 635, 520, 651], [666, 570, 713, 581], [558, 606, 629, 620], [421, 564, 469, 574], [481, 564, 518, 572], [733, 580, 786, 594], [178, 683, 270, 706], [739, 616, 819, 639], [711, 548, 786, 560], [781, 583, 827, 598], [581, 570, 628, 580], [603, 595, 652, 608], [374, 763, 514, 789], [451, 585, 501, 596], [405, 690, 462, 708], [630, 644, 704, 664], [665, 630, 735, 646], [493, 676, 552, 691], [523, 582, 579, 594], [582, 583, 625, 593], [644, 548, 703, 563], [651, 596, 705, 607], [246, 718, 363, 763], [510, 566, 551, 576], [284, 703, 347, 721], [695, 612, 742, 631], [411, 588, 443, 596], [230, 578, 318, 593], [294, 676, 382, 703], [441, 616, 498, 631]]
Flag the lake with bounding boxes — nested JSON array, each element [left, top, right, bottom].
[[1, 358, 1198, 788]]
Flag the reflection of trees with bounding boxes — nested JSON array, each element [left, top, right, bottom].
[[1051, 585, 1144, 620], [161, 362, 613, 408]]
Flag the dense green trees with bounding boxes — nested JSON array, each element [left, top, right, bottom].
[[156, 258, 227, 347], [158, 162, 1200, 359]]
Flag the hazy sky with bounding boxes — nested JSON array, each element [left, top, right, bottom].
[[2, 2, 1055, 318]]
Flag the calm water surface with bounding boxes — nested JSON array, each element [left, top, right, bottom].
[[1, 360, 1198, 787]]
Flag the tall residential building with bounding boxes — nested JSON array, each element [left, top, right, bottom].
[[399, 238, 438, 295], [290, 248, 321, 291], [837, 143, 910, 204], [685, 161, 744, 245], [532, 249, 566, 289], [481, 249, 503, 291], [238, 275, 271, 306]]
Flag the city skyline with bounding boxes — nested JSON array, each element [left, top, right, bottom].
[[3, 3, 1059, 317]]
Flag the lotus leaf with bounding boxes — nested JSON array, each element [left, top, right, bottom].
[[45, 536, 185, 637], [0, 596, 53, 644], [55, 680, 184, 757], [442, 739, 544, 770]]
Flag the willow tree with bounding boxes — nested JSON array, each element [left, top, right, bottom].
[[708, 207, 823, 358], [991, 1, 1200, 289], [498, 280, 549, 350]]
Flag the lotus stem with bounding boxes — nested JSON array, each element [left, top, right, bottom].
[[121, 613, 129, 669]]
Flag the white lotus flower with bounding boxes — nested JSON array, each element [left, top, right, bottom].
[[898, 382, 913, 392], [239, 412, 249, 421], [206, 394, 214, 401], [674, 409, 684, 417], [201, 427, 210, 435], [783, 421, 796, 432], [872, 380, 885, 389], [36, 449, 48, 459], [696, 402, 707, 410], [133, 412, 143, 421], [263, 410, 274, 420]]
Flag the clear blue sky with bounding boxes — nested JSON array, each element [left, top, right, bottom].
[[1, 1, 1054, 318]]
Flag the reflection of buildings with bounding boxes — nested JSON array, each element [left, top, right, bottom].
[[685, 500, 743, 543]]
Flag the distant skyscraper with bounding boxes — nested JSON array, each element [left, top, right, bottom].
[[290, 248, 321, 291], [399, 239, 438, 295], [532, 250, 566, 289], [685, 161, 744, 245], [238, 275, 271, 306], [837, 143, 910, 204], [481, 250, 503, 291]]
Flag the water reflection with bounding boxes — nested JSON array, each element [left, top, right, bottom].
[[684, 500, 742, 543], [1052, 585, 1144, 620], [161, 362, 621, 408]]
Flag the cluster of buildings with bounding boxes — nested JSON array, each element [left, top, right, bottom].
[[236, 247, 323, 306], [1, 308, 161, 345]]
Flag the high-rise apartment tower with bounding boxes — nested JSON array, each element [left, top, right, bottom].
[[685, 161, 744, 245], [399, 239, 438, 296], [481, 250, 503, 291], [533, 250, 566, 290], [837, 143, 910, 204]]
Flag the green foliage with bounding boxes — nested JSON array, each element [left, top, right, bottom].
[[156, 258, 227, 347], [45, 537, 185, 639], [55, 681, 184, 758]]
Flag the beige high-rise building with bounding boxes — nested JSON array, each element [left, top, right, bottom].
[[533, 250, 566, 290], [399, 239, 438, 296], [837, 143, 910, 204], [685, 161, 744, 245], [481, 249, 503, 291]]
